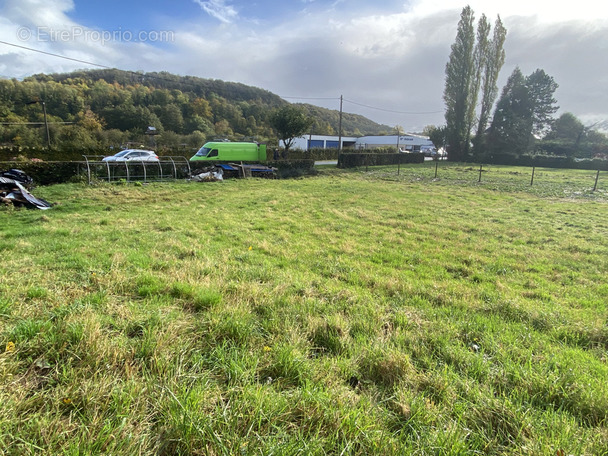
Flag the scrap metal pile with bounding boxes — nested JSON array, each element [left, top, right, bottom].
[[190, 163, 277, 181], [0, 169, 52, 210]]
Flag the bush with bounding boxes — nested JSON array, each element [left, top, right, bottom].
[[267, 159, 316, 178], [337, 153, 424, 168], [283, 148, 340, 161], [536, 139, 576, 158], [0, 146, 115, 162], [0, 161, 82, 185], [479, 153, 608, 171]]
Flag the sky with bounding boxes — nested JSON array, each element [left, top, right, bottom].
[[1, 0, 607, 132]]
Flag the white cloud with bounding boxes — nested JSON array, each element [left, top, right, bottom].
[[0, 0, 170, 77], [408, 0, 608, 23], [193, 0, 238, 23], [1, 0, 76, 28]]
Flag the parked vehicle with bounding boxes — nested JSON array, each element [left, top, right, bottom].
[[102, 149, 159, 162], [421, 146, 438, 157], [190, 142, 267, 162]]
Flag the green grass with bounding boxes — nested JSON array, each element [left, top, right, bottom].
[[1, 163, 607, 455]]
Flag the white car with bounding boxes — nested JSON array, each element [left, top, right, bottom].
[[102, 149, 159, 162]]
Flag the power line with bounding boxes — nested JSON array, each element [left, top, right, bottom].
[[280, 96, 341, 101], [0, 40, 111, 69], [1, 39, 444, 118], [0, 40, 202, 90], [0, 122, 74, 125], [343, 98, 443, 115], [279, 94, 444, 116]]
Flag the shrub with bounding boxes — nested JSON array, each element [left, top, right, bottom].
[[287, 148, 340, 161], [478, 153, 608, 171], [337, 153, 424, 168], [0, 161, 82, 185], [266, 160, 316, 178]]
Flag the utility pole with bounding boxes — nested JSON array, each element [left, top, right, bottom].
[[338, 95, 343, 150], [41, 101, 50, 150], [27, 99, 51, 149], [396, 126, 400, 152]]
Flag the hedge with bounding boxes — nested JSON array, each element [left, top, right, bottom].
[[1, 158, 317, 185], [0, 147, 117, 163], [338, 153, 425, 168], [279, 148, 340, 161], [268, 159, 316, 178], [479, 153, 608, 171], [0, 161, 84, 185]]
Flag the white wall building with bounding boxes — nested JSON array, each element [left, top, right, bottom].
[[282, 134, 357, 150], [354, 134, 435, 153], [283, 134, 436, 153]]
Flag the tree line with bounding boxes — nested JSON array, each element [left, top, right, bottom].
[[436, 6, 607, 161]]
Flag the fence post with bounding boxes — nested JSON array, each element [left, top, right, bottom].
[[478, 164, 483, 183], [435, 161, 438, 179], [530, 166, 535, 186], [593, 170, 600, 192]]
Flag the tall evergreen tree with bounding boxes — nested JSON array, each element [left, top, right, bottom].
[[488, 68, 560, 156], [487, 67, 534, 155], [525, 69, 559, 136], [474, 15, 507, 153], [444, 6, 475, 161]]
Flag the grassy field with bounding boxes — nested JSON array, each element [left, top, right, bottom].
[[1, 163, 607, 455]]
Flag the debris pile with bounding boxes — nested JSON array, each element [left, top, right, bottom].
[[191, 168, 224, 182], [190, 163, 277, 180], [0, 169, 52, 210]]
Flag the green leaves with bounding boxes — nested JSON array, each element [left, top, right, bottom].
[[270, 105, 314, 152]]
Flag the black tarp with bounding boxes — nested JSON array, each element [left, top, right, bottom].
[[0, 170, 52, 210]]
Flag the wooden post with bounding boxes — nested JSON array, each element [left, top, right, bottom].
[[530, 166, 535, 186], [593, 170, 600, 192], [435, 161, 438, 179], [478, 164, 483, 183]]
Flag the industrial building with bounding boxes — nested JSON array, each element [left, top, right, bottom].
[[284, 134, 357, 150], [285, 134, 436, 154]]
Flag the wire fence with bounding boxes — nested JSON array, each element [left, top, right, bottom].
[[353, 161, 607, 200]]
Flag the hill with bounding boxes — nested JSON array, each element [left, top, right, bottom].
[[299, 103, 392, 137], [0, 69, 391, 152]]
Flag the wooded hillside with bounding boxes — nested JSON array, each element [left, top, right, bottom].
[[0, 69, 390, 153]]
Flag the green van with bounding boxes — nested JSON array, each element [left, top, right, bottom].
[[189, 142, 267, 161]]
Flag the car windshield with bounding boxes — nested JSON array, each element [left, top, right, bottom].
[[195, 147, 211, 157], [114, 150, 131, 157]]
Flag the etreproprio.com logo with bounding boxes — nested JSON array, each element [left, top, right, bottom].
[[17, 26, 175, 45]]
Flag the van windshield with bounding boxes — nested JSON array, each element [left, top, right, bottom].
[[195, 147, 211, 157]]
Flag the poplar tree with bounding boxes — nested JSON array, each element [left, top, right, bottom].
[[466, 14, 490, 145], [444, 7, 507, 161], [474, 15, 507, 152], [443, 6, 475, 161]]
